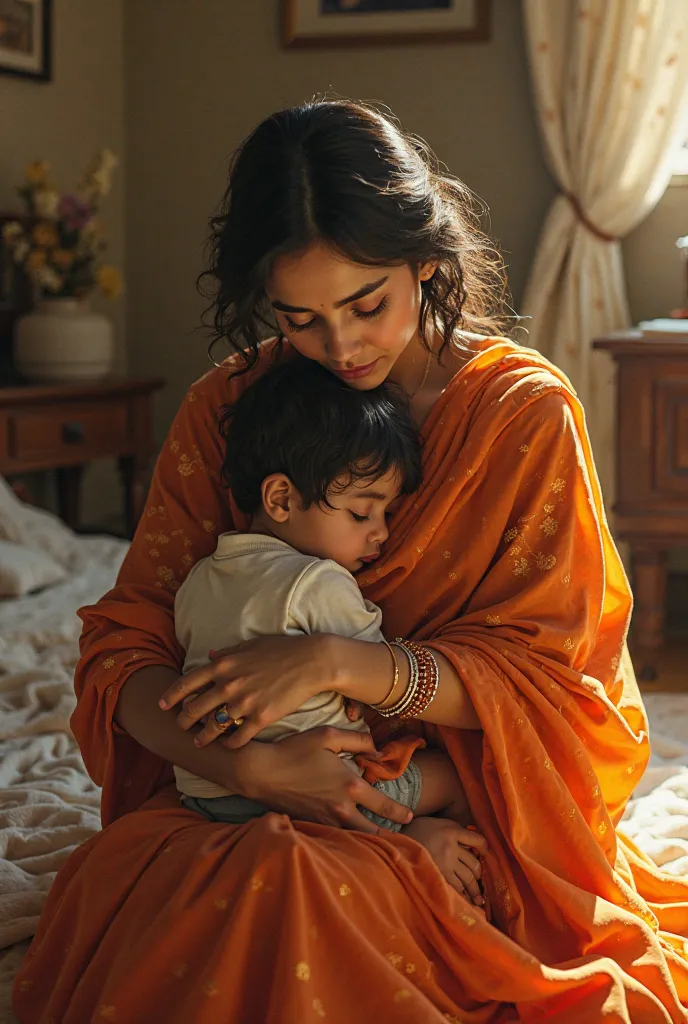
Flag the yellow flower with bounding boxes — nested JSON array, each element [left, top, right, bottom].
[[53, 249, 75, 269], [33, 221, 59, 248], [97, 265, 123, 299], [26, 250, 47, 272], [25, 160, 50, 186]]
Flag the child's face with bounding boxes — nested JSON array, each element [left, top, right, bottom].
[[268, 467, 401, 574]]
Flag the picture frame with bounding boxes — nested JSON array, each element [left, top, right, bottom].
[[282, 0, 489, 48], [0, 0, 52, 82]]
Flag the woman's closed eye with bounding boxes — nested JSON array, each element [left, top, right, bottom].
[[285, 297, 389, 334]]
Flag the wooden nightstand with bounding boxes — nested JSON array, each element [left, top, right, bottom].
[[593, 329, 688, 681], [0, 376, 164, 536]]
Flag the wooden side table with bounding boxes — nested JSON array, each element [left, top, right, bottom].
[[593, 330, 688, 680], [0, 377, 164, 536]]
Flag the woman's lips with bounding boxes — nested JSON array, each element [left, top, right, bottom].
[[334, 358, 380, 381]]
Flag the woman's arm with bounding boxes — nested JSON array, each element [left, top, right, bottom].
[[114, 664, 254, 793], [330, 635, 482, 730], [161, 630, 480, 751], [116, 664, 413, 831]]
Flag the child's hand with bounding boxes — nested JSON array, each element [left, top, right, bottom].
[[403, 816, 487, 914], [343, 698, 363, 722]]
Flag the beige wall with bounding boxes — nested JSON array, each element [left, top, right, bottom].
[[625, 181, 687, 323], [123, 0, 555, 439], [0, 0, 126, 523]]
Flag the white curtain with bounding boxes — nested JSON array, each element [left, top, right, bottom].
[[521, 0, 688, 500]]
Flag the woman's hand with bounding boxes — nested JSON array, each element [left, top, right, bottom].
[[234, 727, 414, 834], [159, 634, 333, 749], [403, 816, 487, 913]]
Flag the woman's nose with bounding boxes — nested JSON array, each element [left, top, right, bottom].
[[325, 322, 361, 365]]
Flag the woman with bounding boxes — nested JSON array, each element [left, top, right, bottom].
[[14, 100, 688, 1023]]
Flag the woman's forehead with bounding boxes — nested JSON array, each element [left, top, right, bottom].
[[266, 242, 407, 309]]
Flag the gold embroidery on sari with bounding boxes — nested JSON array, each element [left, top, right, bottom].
[[540, 516, 558, 536]]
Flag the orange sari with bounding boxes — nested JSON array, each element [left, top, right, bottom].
[[13, 340, 688, 1024]]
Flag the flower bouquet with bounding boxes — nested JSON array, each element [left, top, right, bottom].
[[2, 151, 122, 300], [2, 152, 123, 381]]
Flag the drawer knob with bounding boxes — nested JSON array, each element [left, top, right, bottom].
[[62, 421, 84, 444]]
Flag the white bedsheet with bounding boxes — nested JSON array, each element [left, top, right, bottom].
[[0, 534, 127, 1024], [0, 537, 686, 1023]]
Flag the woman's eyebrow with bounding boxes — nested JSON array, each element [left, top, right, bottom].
[[271, 276, 388, 314]]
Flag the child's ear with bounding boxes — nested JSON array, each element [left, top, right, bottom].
[[261, 474, 294, 523]]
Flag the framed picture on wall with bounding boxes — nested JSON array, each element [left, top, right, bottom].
[[0, 0, 52, 82], [282, 0, 489, 48]]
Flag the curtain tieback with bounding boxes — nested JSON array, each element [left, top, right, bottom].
[[562, 191, 618, 243]]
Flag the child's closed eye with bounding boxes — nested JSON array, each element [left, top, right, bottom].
[[350, 511, 370, 523]]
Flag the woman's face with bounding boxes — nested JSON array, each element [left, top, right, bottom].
[[265, 240, 434, 390]]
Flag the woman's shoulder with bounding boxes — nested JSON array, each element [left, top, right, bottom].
[[451, 336, 575, 410], [180, 337, 287, 416], [438, 336, 580, 450]]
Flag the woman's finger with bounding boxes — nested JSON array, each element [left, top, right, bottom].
[[313, 726, 381, 759], [351, 779, 413, 828], [175, 684, 245, 732], [193, 711, 248, 749], [215, 716, 260, 749], [159, 663, 227, 711]]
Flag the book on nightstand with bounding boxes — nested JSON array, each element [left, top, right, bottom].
[[638, 318, 688, 336]]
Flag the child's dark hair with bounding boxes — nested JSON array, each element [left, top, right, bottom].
[[221, 355, 422, 515], [199, 97, 508, 374]]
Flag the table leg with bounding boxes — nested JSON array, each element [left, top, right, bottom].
[[56, 465, 84, 531], [631, 544, 668, 682], [118, 455, 149, 538]]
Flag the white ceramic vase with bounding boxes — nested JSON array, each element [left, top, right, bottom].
[[14, 298, 114, 383]]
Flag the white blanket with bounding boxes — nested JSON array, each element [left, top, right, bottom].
[[0, 529, 128, 1024], [0, 508, 686, 1022]]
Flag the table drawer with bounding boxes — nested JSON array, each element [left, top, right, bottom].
[[654, 380, 688, 495], [8, 402, 128, 464]]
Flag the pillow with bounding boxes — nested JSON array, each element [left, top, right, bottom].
[[0, 539, 68, 598]]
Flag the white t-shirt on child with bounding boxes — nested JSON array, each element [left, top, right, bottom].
[[173, 532, 384, 800]]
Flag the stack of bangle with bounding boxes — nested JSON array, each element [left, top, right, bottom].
[[372, 638, 439, 719]]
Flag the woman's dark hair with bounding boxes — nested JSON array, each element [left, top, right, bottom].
[[200, 97, 508, 373], [221, 354, 422, 515]]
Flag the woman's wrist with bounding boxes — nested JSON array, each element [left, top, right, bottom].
[[328, 634, 407, 706]]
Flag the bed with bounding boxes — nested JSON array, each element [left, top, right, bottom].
[[0, 485, 686, 1024]]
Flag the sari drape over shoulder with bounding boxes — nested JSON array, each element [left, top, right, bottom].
[[14, 340, 688, 1024]]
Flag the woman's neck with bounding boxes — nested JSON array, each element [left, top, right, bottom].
[[389, 330, 469, 429]]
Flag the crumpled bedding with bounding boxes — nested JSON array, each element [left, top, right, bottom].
[[0, 532, 127, 1024]]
